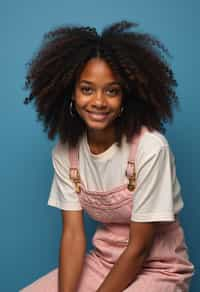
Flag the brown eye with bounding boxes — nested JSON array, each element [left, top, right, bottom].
[[80, 86, 93, 95], [106, 87, 121, 96]]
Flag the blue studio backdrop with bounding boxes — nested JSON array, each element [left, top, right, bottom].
[[0, 1, 199, 291]]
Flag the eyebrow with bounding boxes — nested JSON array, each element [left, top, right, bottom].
[[79, 80, 121, 86]]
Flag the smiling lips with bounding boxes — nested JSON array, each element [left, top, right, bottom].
[[86, 110, 110, 121]]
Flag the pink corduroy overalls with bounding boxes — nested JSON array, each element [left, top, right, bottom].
[[20, 126, 194, 292]]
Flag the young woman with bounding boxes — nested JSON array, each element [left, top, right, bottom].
[[20, 20, 194, 292]]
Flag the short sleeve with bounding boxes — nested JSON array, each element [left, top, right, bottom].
[[47, 142, 82, 211], [131, 145, 175, 222]]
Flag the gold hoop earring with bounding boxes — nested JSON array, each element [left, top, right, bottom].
[[69, 100, 76, 117], [118, 106, 124, 117]]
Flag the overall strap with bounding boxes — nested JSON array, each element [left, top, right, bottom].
[[68, 145, 81, 193], [126, 126, 148, 191], [68, 145, 79, 169]]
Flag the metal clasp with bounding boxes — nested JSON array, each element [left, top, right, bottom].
[[126, 161, 136, 191], [69, 168, 81, 193]]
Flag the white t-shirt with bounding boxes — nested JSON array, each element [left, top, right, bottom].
[[47, 130, 184, 222]]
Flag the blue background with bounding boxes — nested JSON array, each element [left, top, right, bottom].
[[0, 1, 199, 291]]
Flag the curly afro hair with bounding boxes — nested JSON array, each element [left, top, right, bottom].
[[23, 20, 179, 147]]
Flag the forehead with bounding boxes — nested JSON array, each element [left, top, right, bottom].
[[77, 58, 121, 84]]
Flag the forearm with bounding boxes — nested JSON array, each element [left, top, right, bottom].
[[58, 234, 86, 292], [96, 245, 148, 292]]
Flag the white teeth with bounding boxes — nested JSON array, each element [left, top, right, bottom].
[[87, 111, 109, 121], [88, 112, 108, 114]]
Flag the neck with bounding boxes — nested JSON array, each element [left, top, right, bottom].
[[87, 127, 117, 154]]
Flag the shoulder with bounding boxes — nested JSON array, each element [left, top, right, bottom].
[[140, 130, 169, 150], [51, 140, 71, 167], [139, 129, 170, 153], [52, 137, 85, 168], [136, 129, 173, 165]]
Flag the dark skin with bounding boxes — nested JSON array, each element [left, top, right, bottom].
[[24, 21, 179, 148], [73, 58, 157, 291], [23, 21, 181, 292], [74, 57, 123, 154]]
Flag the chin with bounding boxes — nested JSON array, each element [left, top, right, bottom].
[[87, 124, 108, 132], [86, 121, 117, 133], [85, 121, 110, 131]]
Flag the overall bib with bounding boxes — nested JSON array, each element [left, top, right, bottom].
[[20, 127, 194, 292]]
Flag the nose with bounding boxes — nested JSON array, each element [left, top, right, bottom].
[[92, 91, 107, 108]]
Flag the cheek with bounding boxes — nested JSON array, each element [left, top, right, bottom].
[[74, 94, 87, 109], [73, 100, 85, 119], [111, 98, 123, 112]]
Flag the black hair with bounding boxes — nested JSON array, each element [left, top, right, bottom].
[[23, 20, 179, 146]]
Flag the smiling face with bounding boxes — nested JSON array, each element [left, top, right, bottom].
[[74, 58, 123, 136]]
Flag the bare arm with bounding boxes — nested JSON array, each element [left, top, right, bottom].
[[58, 209, 86, 292]]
